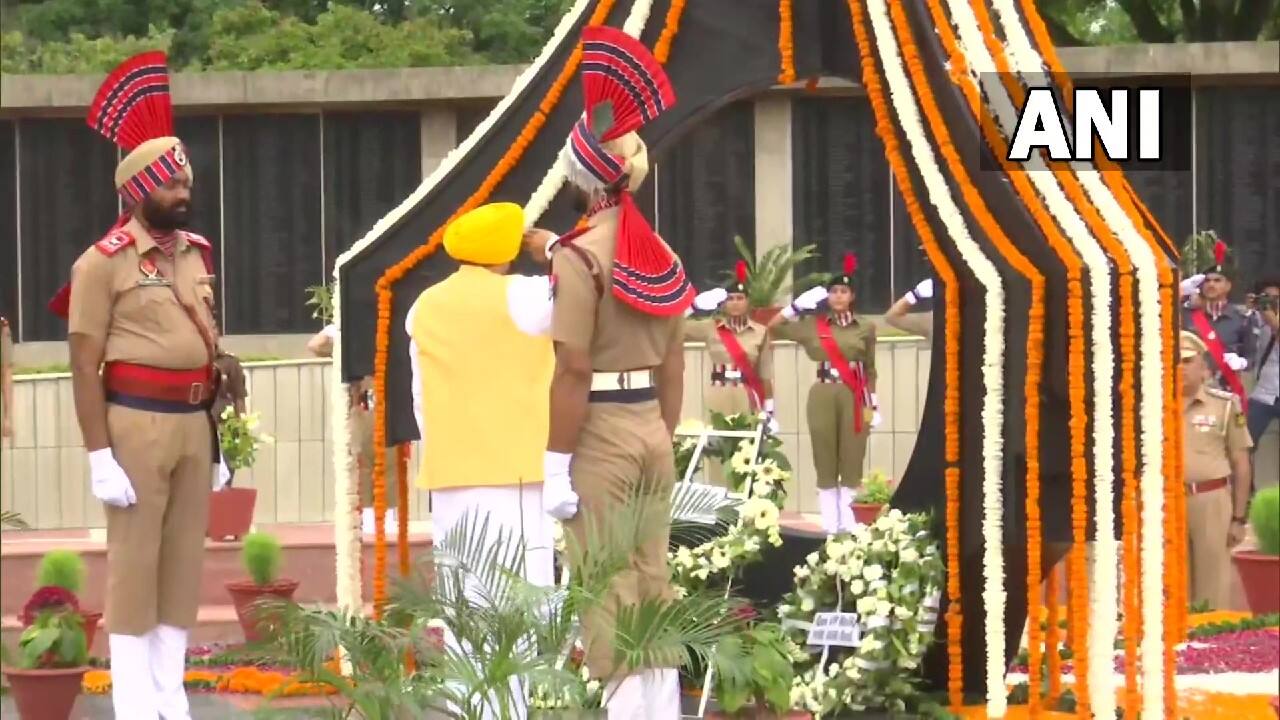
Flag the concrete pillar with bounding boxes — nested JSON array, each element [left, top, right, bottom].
[[753, 95, 794, 298], [420, 104, 458, 179]]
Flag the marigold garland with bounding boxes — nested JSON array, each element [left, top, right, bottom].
[[367, 0, 620, 618], [652, 0, 686, 63], [82, 667, 339, 697], [778, 0, 796, 84], [1016, 5, 1182, 711], [397, 442, 411, 576], [1046, 566, 1062, 699], [890, 6, 1046, 711], [845, 0, 964, 707]]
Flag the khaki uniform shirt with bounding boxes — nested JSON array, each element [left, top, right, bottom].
[[684, 318, 774, 380], [886, 311, 933, 339], [773, 313, 877, 387], [68, 218, 215, 370], [551, 208, 683, 369], [1183, 386, 1252, 482]]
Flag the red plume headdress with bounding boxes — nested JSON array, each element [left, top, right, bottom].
[[830, 252, 858, 288], [561, 26, 692, 317]]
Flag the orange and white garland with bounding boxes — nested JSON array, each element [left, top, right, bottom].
[[861, 0, 1009, 713]]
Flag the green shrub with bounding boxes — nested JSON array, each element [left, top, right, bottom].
[[1249, 487, 1280, 556], [242, 533, 283, 586], [37, 550, 85, 593], [857, 470, 894, 504]]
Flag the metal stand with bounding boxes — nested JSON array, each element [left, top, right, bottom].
[[673, 419, 769, 719]]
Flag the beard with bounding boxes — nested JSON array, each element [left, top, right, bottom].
[[140, 195, 191, 232]]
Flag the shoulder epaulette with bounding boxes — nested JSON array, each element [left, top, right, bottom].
[[183, 231, 211, 249], [1204, 387, 1235, 400], [94, 231, 135, 256]]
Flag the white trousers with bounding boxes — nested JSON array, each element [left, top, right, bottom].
[[605, 669, 681, 720], [431, 483, 556, 719]]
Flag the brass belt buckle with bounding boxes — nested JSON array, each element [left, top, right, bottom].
[[188, 382, 205, 405]]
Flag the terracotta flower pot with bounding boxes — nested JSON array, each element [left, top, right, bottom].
[[1231, 550, 1280, 614], [750, 307, 782, 325], [207, 487, 258, 542], [851, 502, 884, 525], [2, 665, 88, 720], [225, 578, 299, 643]]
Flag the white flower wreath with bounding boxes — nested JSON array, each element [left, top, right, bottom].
[[780, 510, 944, 715], [667, 414, 791, 596]]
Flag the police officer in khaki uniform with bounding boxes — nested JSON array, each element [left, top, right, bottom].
[[52, 51, 217, 719], [1180, 331, 1253, 609], [768, 253, 880, 534], [306, 327, 399, 534], [534, 26, 689, 719]]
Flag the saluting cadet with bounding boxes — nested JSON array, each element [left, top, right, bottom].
[[531, 26, 691, 719], [685, 263, 777, 486], [1181, 236, 1254, 404], [50, 51, 218, 719], [1180, 331, 1253, 609], [768, 253, 880, 535], [883, 277, 934, 340]]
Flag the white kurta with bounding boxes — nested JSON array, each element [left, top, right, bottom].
[[404, 273, 556, 588]]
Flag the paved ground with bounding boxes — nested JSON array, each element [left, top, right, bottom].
[[0, 694, 343, 719]]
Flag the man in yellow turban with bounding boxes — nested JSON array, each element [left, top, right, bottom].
[[404, 201, 559, 718]]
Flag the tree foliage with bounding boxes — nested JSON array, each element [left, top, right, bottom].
[[0, 0, 1274, 74]]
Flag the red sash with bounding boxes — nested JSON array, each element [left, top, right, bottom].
[[814, 314, 866, 433], [1189, 309, 1248, 412], [715, 324, 766, 412]]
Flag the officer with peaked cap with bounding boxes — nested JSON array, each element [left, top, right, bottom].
[[52, 51, 218, 719]]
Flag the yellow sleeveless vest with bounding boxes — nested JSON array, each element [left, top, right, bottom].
[[410, 266, 554, 490]]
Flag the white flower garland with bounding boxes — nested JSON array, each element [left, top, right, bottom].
[[668, 416, 788, 595], [328, 275, 360, 675], [523, 0, 656, 226], [939, 2, 1121, 713], [988, 5, 1172, 712], [863, 0, 1009, 713], [781, 511, 945, 715]]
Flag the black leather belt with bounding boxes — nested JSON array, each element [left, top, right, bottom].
[[588, 387, 657, 404]]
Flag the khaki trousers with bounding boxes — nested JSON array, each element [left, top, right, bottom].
[[806, 382, 869, 490], [703, 383, 754, 489], [1185, 485, 1232, 609], [104, 405, 212, 636], [565, 399, 676, 678]]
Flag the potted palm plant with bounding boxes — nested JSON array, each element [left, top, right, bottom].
[[708, 621, 805, 718], [851, 470, 893, 525], [2, 586, 90, 720], [1232, 486, 1279, 614], [225, 532, 299, 643], [253, 494, 753, 718], [24, 550, 101, 655], [723, 238, 831, 324], [208, 408, 273, 541]]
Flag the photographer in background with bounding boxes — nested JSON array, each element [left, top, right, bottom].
[[1245, 277, 1280, 453]]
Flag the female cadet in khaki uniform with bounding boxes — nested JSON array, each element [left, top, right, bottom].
[[684, 263, 776, 487], [768, 253, 880, 534]]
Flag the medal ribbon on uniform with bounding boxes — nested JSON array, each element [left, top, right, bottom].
[[715, 324, 765, 412], [1189, 309, 1248, 412], [815, 314, 869, 433]]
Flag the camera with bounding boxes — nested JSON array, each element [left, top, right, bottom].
[[1252, 293, 1277, 313]]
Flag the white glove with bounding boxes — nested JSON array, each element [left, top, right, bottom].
[[1180, 273, 1205, 298], [1222, 352, 1248, 372], [216, 455, 232, 489], [693, 287, 728, 312], [762, 399, 780, 434], [89, 448, 137, 508], [792, 286, 830, 312], [906, 279, 934, 305], [869, 392, 882, 429], [542, 452, 579, 520]]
